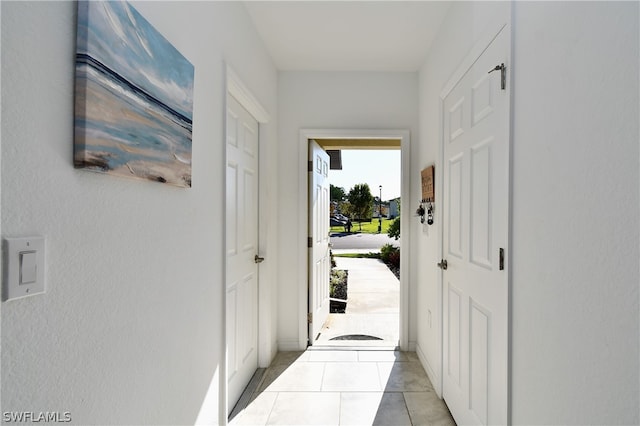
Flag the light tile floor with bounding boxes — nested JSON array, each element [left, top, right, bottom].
[[230, 350, 456, 426]]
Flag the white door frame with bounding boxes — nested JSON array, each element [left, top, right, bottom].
[[437, 20, 512, 415], [223, 65, 270, 420], [298, 128, 411, 350]]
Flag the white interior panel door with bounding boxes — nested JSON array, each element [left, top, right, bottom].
[[442, 26, 510, 425], [308, 140, 330, 344], [226, 94, 259, 415]]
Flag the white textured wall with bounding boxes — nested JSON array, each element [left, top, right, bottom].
[[277, 71, 419, 349], [1, 2, 278, 424], [417, 1, 639, 423], [0, 1, 3, 417], [510, 2, 639, 423]]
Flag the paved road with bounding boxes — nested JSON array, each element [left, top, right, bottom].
[[329, 232, 399, 251]]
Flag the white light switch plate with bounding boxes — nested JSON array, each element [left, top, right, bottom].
[[3, 236, 46, 301]]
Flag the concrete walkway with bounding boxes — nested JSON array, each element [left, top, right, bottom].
[[314, 257, 400, 348]]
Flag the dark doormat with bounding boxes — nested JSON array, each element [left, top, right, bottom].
[[330, 334, 383, 341]]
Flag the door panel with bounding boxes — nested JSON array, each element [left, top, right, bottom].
[[226, 286, 237, 379], [471, 73, 494, 127], [227, 164, 238, 256], [470, 300, 490, 425], [448, 154, 464, 259], [226, 94, 259, 415], [449, 97, 466, 141], [243, 168, 256, 250], [447, 284, 462, 387], [442, 25, 510, 425], [470, 140, 492, 269], [308, 140, 330, 344]]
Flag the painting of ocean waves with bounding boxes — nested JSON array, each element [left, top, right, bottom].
[[74, 1, 194, 187]]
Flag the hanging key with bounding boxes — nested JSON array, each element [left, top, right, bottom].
[[488, 63, 506, 90]]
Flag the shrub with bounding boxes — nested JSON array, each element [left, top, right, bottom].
[[330, 269, 347, 298], [387, 217, 400, 240], [388, 250, 400, 268], [380, 243, 399, 264], [380, 243, 400, 269]]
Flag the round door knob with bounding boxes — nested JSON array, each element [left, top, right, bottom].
[[437, 259, 448, 270]]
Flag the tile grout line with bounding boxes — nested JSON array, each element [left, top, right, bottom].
[[262, 391, 279, 426], [319, 361, 327, 392], [401, 391, 415, 426]]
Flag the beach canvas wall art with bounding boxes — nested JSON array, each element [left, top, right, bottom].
[[74, 1, 194, 188]]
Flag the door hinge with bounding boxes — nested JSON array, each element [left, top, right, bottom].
[[308, 237, 313, 248], [308, 160, 313, 172], [499, 248, 505, 270], [307, 312, 312, 324], [488, 63, 506, 90]]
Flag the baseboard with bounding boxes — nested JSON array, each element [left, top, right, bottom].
[[407, 340, 417, 352], [416, 342, 442, 397], [277, 339, 305, 351]]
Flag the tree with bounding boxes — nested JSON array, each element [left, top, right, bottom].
[[388, 217, 401, 240], [388, 199, 401, 240], [339, 200, 353, 217], [347, 183, 373, 231], [330, 184, 346, 202]]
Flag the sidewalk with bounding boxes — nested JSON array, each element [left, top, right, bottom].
[[331, 248, 381, 254], [315, 257, 400, 348]]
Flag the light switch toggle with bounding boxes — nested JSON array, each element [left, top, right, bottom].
[[20, 251, 37, 284], [3, 236, 46, 301]]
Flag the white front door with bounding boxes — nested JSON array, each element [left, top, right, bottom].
[[308, 140, 330, 344], [226, 94, 259, 414], [442, 26, 510, 425]]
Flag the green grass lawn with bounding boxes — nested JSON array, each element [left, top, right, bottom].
[[331, 218, 394, 234]]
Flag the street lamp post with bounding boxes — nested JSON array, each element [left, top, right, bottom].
[[378, 185, 382, 233]]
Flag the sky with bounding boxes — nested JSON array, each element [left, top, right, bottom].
[[329, 150, 401, 201]]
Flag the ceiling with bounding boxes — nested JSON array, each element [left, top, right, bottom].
[[243, 1, 452, 72]]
